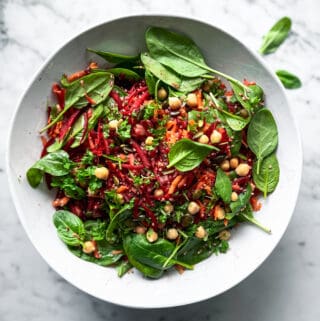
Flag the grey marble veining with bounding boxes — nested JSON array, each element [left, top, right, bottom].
[[1, 0, 320, 320]]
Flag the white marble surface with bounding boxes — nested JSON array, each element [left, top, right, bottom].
[[0, 0, 319, 320]]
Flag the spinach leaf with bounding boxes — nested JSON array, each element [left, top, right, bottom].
[[107, 68, 141, 81], [87, 48, 139, 64], [116, 260, 133, 277], [123, 235, 163, 279], [26, 151, 73, 188], [259, 17, 291, 54], [230, 130, 242, 156], [214, 168, 232, 203], [84, 220, 107, 241], [253, 153, 280, 197], [141, 53, 181, 89], [247, 109, 278, 173], [53, 210, 85, 246], [69, 241, 123, 266], [168, 138, 218, 172], [51, 176, 86, 199], [238, 204, 271, 234], [179, 77, 205, 93], [41, 72, 114, 132], [228, 185, 252, 219], [276, 70, 302, 89], [145, 70, 158, 95]]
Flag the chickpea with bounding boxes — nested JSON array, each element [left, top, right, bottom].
[[235, 163, 251, 176], [239, 109, 249, 118], [230, 157, 239, 169], [145, 136, 154, 146], [164, 203, 174, 214], [186, 93, 198, 107], [146, 228, 158, 243], [135, 226, 147, 234], [198, 119, 204, 128], [195, 226, 207, 239], [214, 205, 225, 220], [168, 97, 182, 110], [188, 201, 200, 215], [94, 167, 109, 180], [166, 228, 179, 240], [82, 241, 96, 254], [181, 214, 194, 227], [157, 87, 167, 100], [210, 130, 222, 144], [116, 193, 125, 204], [154, 189, 164, 197], [198, 134, 209, 144], [109, 119, 120, 129], [219, 230, 231, 241], [231, 192, 238, 202], [220, 160, 230, 171]]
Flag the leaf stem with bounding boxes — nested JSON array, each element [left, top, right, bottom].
[[242, 213, 271, 234]]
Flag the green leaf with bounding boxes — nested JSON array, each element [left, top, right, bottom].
[[276, 70, 302, 89], [215, 168, 232, 203], [230, 130, 242, 156], [41, 72, 114, 132], [116, 260, 133, 277], [53, 210, 85, 246], [145, 70, 158, 95], [117, 119, 131, 141], [253, 153, 280, 197], [84, 220, 107, 241], [146, 26, 208, 77], [26, 151, 73, 188], [247, 109, 278, 173], [167, 138, 218, 172], [179, 77, 205, 92], [259, 17, 291, 54], [228, 185, 252, 218], [87, 48, 139, 64], [51, 176, 86, 199], [107, 68, 142, 81], [141, 53, 181, 89]]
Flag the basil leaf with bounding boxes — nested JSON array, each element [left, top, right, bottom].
[[259, 17, 291, 54], [41, 72, 114, 132], [107, 68, 141, 81], [253, 153, 280, 197], [247, 109, 278, 173], [53, 210, 85, 246], [276, 70, 302, 89], [141, 53, 181, 89], [238, 204, 271, 234], [26, 151, 73, 188], [167, 138, 218, 172], [146, 27, 208, 77], [87, 48, 139, 64], [214, 168, 232, 203]]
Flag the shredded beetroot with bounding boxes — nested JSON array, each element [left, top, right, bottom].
[[131, 140, 151, 168], [52, 83, 66, 109]]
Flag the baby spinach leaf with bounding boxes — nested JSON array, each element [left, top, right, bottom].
[[228, 185, 252, 218], [107, 68, 141, 81], [141, 53, 181, 89], [41, 72, 114, 132], [179, 76, 205, 92], [253, 153, 280, 197], [53, 210, 85, 246], [259, 17, 291, 55], [168, 138, 218, 172], [215, 168, 232, 203], [123, 235, 163, 279], [238, 204, 271, 234], [69, 241, 123, 266], [116, 260, 133, 277], [145, 70, 158, 95], [84, 220, 107, 241], [26, 151, 73, 188], [247, 109, 278, 173], [230, 130, 242, 156], [87, 48, 139, 64], [276, 70, 302, 89], [146, 26, 208, 77]]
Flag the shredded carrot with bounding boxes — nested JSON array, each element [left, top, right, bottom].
[[111, 250, 123, 255], [168, 175, 183, 195], [67, 70, 87, 82], [250, 196, 262, 211], [116, 186, 129, 193], [202, 123, 210, 133], [223, 219, 229, 226], [174, 264, 185, 274], [88, 62, 98, 70], [196, 89, 203, 108], [40, 136, 48, 147], [177, 176, 188, 189]]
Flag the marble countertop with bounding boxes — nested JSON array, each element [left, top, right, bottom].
[[1, 0, 319, 320]]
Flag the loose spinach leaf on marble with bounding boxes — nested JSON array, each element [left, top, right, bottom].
[[41, 72, 114, 132], [87, 48, 140, 64], [259, 17, 292, 55], [276, 70, 302, 89], [167, 138, 218, 172], [247, 109, 278, 173], [26, 150, 73, 188], [253, 153, 280, 197], [53, 210, 85, 246], [214, 168, 232, 203]]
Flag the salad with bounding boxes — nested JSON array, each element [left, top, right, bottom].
[[26, 27, 279, 279]]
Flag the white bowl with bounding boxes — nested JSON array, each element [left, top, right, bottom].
[[7, 15, 302, 308]]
